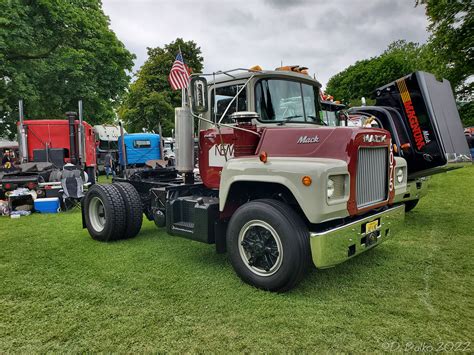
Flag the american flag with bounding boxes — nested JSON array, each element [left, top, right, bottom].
[[168, 52, 190, 90]]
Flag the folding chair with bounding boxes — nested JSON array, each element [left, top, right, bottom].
[[59, 169, 85, 211]]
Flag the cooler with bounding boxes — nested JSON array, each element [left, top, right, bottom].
[[34, 197, 60, 213]]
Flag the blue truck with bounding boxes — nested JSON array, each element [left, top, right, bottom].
[[118, 133, 161, 167]]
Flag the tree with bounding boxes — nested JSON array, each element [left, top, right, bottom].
[[325, 41, 429, 106], [417, 0, 473, 100], [0, 0, 135, 139], [118, 38, 203, 136]]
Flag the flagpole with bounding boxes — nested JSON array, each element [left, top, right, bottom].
[[178, 46, 186, 107]]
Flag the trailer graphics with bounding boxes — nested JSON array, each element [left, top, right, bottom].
[[82, 68, 470, 292]]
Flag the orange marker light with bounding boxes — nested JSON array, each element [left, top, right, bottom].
[[401, 143, 411, 152], [302, 176, 312, 186], [259, 151, 268, 163]]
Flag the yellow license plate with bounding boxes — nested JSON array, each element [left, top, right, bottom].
[[365, 220, 379, 233]]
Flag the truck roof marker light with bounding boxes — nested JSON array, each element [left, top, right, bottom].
[[302, 176, 312, 186], [401, 143, 411, 152], [259, 151, 268, 163]]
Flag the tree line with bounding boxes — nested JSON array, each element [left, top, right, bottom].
[[1, 0, 471, 141], [326, 0, 473, 126], [0, 0, 135, 139]]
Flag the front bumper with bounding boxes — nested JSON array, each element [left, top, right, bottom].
[[393, 177, 430, 204], [309, 205, 405, 268]]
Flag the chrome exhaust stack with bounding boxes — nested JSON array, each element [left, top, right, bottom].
[[18, 99, 29, 163], [174, 106, 194, 184], [77, 100, 85, 165]]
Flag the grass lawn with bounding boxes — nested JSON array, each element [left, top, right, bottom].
[[1, 166, 473, 352]]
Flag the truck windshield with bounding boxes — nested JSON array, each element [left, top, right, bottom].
[[98, 140, 118, 151], [255, 79, 321, 123]]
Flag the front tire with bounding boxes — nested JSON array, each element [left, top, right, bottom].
[[83, 184, 127, 241], [226, 199, 311, 292]]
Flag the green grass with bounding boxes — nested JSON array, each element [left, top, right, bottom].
[[1, 166, 473, 352], [97, 174, 112, 184]]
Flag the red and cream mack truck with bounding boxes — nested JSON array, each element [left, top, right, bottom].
[[82, 68, 471, 291]]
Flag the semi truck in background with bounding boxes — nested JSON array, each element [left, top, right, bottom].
[[118, 132, 162, 171], [0, 101, 97, 198], [82, 68, 470, 292], [320, 72, 472, 211], [94, 124, 123, 174]]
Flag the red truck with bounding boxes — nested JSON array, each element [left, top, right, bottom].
[[0, 102, 97, 198], [18, 117, 96, 176], [82, 69, 471, 292]]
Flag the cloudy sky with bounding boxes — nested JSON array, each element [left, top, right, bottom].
[[102, 0, 430, 88]]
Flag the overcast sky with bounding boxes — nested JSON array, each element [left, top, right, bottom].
[[102, 0, 430, 88]]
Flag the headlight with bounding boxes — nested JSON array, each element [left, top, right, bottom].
[[327, 178, 335, 198], [396, 168, 404, 183]]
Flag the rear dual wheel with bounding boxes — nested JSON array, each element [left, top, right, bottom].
[[113, 182, 143, 239], [227, 199, 311, 292], [84, 183, 142, 241]]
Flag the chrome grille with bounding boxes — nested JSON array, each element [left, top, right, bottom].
[[356, 147, 388, 208]]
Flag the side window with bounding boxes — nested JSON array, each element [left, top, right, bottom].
[[211, 85, 247, 123], [133, 140, 151, 148]]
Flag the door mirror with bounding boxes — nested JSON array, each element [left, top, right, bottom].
[[190, 76, 208, 114]]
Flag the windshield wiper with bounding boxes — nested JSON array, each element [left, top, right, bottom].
[[277, 115, 303, 125], [307, 115, 328, 126], [277, 114, 328, 126]]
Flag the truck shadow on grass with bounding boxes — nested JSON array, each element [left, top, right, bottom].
[[141, 228, 399, 296], [109, 204, 464, 296]]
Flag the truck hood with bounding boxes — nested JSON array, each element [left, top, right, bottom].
[[255, 126, 392, 162]]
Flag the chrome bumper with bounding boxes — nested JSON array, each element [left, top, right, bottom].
[[309, 205, 405, 268]]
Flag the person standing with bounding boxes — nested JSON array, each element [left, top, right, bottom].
[[104, 152, 115, 179], [2, 150, 12, 169]]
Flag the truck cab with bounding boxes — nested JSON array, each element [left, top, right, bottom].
[[178, 69, 408, 289], [94, 124, 122, 173], [83, 68, 470, 292]]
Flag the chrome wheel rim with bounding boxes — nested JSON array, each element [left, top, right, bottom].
[[238, 220, 283, 277], [89, 196, 106, 232]]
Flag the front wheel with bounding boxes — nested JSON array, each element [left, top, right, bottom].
[[226, 199, 311, 292]]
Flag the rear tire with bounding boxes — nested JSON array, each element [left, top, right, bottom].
[[83, 184, 127, 241], [226, 199, 311, 292], [405, 199, 419, 212], [113, 182, 143, 239]]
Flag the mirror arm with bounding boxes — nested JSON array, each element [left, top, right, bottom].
[[217, 74, 255, 125]]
